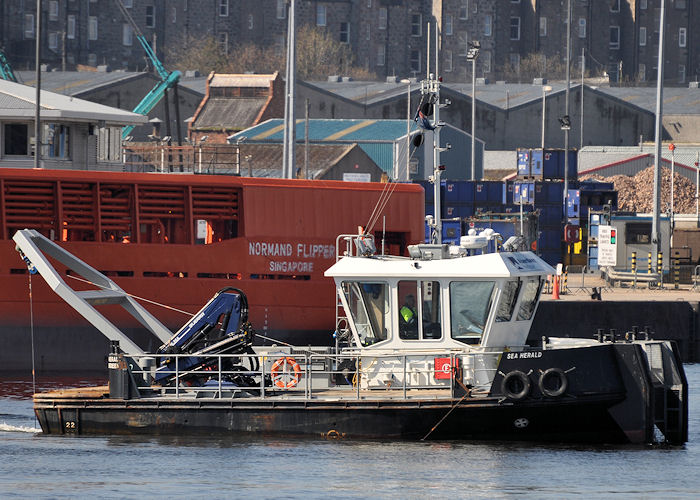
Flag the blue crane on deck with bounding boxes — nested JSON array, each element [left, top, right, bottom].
[[0, 49, 18, 82], [115, 0, 182, 143]]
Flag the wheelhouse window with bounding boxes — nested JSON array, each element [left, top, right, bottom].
[[516, 278, 543, 321], [495, 280, 521, 322], [450, 281, 495, 343], [398, 280, 442, 340], [341, 281, 388, 346], [4, 123, 29, 156]]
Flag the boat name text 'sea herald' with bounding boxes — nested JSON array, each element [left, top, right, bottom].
[[18, 228, 688, 445]]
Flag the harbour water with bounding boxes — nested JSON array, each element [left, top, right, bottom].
[[1, 365, 699, 498]]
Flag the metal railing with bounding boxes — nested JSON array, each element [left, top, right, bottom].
[[123, 351, 501, 401], [123, 144, 241, 174]]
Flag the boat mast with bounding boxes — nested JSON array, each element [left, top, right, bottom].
[[424, 22, 446, 244]]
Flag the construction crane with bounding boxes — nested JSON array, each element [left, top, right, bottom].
[[115, 0, 182, 143], [0, 49, 18, 82]]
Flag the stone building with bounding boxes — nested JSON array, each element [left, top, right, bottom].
[[2, 1, 699, 90]]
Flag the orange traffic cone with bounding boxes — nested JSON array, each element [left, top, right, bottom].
[[552, 275, 560, 300]]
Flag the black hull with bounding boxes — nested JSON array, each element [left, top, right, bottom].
[[36, 395, 632, 444], [32, 342, 689, 445]]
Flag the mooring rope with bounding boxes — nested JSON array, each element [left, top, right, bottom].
[[420, 378, 471, 441]]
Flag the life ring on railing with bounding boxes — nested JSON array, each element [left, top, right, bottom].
[[501, 370, 531, 401], [271, 356, 301, 389], [538, 367, 568, 398]]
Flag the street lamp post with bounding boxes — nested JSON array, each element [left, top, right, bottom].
[[466, 41, 480, 180], [541, 85, 552, 149]]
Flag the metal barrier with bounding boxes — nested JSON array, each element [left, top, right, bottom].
[[125, 351, 503, 401], [693, 265, 700, 290]]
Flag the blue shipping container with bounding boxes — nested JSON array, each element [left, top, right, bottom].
[[444, 203, 473, 218], [539, 250, 562, 266], [539, 228, 563, 251], [441, 220, 462, 245], [534, 181, 564, 205], [558, 150, 578, 181], [444, 180, 474, 203], [538, 207, 563, 228], [517, 149, 531, 177], [474, 181, 503, 205], [567, 189, 580, 218], [530, 149, 578, 180]]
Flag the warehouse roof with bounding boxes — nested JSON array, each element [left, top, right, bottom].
[[0, 79, 147, 125], [230, 118, 420, 143]]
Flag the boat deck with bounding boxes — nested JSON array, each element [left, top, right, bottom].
[[34, 385, 493, 404]]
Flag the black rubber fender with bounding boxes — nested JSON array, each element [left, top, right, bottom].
[[501, 370, 531, 401], [538, 367, 568, 398]]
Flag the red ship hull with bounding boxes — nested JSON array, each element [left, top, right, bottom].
[[0, 169, 424, 371]]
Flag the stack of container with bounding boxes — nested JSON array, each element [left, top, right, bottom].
[[513, 148, 579, 265]]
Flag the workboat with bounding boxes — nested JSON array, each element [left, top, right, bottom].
[[16, 228, 688, 444], [19, 69, 688, 444]]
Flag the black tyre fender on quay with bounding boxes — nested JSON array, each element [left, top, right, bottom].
[[501, 370, 531, 401], [538, 367, 568, 398]]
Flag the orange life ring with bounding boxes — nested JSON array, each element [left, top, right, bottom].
[[270, 356, 301, 389]]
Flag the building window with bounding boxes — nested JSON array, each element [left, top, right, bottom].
[[88, 16, 98, 40], [123, 0, 133, 7], [679, 28, 687, 48], [4, 123, 29, 156], [484, 14, 492, 36], [88, 53, 97, 66], [640, 0, 647, 9], [675, 0, 686, 9], [67, 15, 76, 39], [445, 14, 453, 36], [316, 5, 327, 26], [48, 32, 58, 50], [24, 14, 35, 39], [678, 64, 686, 83], [578, 18, 586, 38], [45, 124, 70, 159], [377, 45, 385, 66], [444, 50, 453, 72], [510, 17, 520, 41], [639, 26, 646, 46], [459, 0, 468, 20], [509, 53, 520, 74], [218, 32, 228, 54], [171, 7, 177, 24], [411, 14, 422, 37], [539, 17, 547, 37], [146, 6, 155, 28], [123, 24, 133, 46], [367, 0, 371, 7], [366, 24, 370, 40], [459, 33, 468, 56], [340, 22, 350, 43], [610, 0, 620, 12], [378, 8, 387, 29], [277, 0, 286, 19], [483, 51, 492, 73], [219, 0, 229, 17], [410, 50, 421, 73], [49, 1, 59, 21], [637, 64, 646, 81], [610, 26, 620, 49], [248, 14, 254, 30]]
